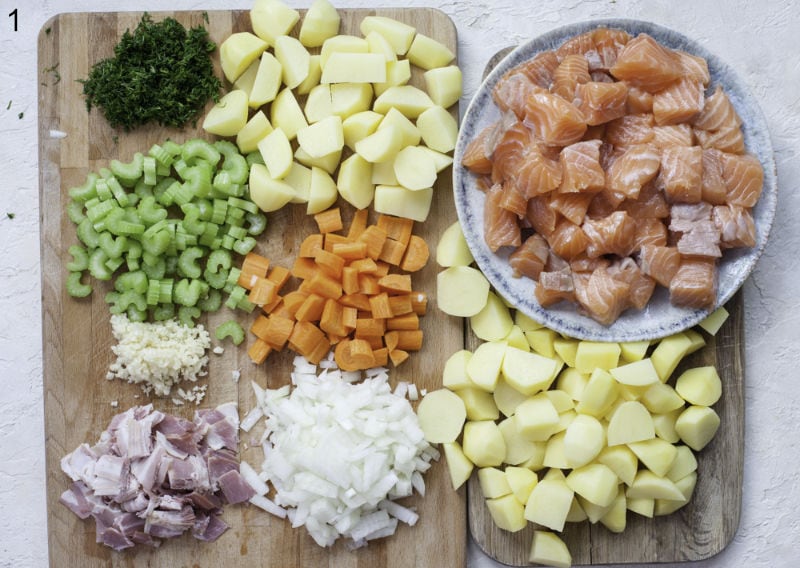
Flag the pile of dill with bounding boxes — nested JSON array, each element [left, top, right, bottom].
[[80, 13, 221, 131]]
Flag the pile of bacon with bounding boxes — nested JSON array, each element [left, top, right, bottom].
[[59, 403, 255, 550], [462, 29, 764, 325]]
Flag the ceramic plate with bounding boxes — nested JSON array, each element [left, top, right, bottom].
[[453, 19, 777, 342]]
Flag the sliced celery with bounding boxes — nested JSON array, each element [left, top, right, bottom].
[[233, 236, 257, 255], [245, 212, 267, 236], [178, 246, 205, 279], [66, 245, 89, 272], [215, 320, 245, 345], [137, 196, 167, 225], [142, 156, 157, 186], [115, 270, 148, 294], [66, 271, 92, 298], [182, 138, 221, 167], [88, 248, 112, 280], [152, 303, 175, 321], [245, 151, 265, 167], [67, 200, 86, 224], [110, 152, 144, 187], [198, 289, 222, 312], [76, 218, 100, 248], [178, 306, 201, 327], [68, 172, 99, 202]]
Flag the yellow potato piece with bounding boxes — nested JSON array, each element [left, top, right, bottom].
[[273, 35, 310, 91], [202, 90, 249, 137], [220, 32, 268, 83], [462, 420, 506, 467], [304, 84, 333, 124], [416, 105, 458, 153], [284, 161, 312, 204], [343, 110, 383, 150], [270, 88, 308, 140], [373, 184, 432, 222], [365, 30, 397, 61], [524, 479, 573, 531], [249, 52, 283, 108], [297, 115, 344, 159], [359, 15, 416, 55], [417, 388, 466, 444], [236, 110, 273, 154], [373, 85, 434, 119], [478, 467, 512, 499], [393, 146, 437, 191], [319, 34, 369, 67], [298, 0, 340, 47], [486, 494, 527, 532], [674, 366, 722, 406], [465, 339, 505, 391], [674, 405, 720, 451], [257, 127, 293, 180], [436, 221, 474, 267], [607, 400, 655, 446], [374, 59, 413, 96], [424, 65, 462, 108], [355, 125, 404, 163], [336, 153, 374, 210], [321, 52, 387, 84], [529, 530, 572, 568], [406, 32, 455, 70], [442, 349, 473, 391], [443, 441, 473, 491], [248, 163, 296, 212], [306, 166, 338, 214], [250, 0, 299, 45], [457, 387, 499, 421], [331, 83, 373, 118], [296, 55, 322, 95]]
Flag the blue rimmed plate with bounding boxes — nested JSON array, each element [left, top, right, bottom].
[[452, 19, 777, 342]]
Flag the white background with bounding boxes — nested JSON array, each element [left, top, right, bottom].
[[1, 0, 798, 566]]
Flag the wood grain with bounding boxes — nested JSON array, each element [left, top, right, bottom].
[[466, 48, 744, 566], [38, 9, 465, 567]]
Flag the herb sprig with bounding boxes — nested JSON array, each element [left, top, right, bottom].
[[80, 13, 221, 131]]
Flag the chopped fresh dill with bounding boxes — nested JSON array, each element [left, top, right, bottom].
[[18, 112, 23, 119], [79, 13, 221, 131], [6, 212, 15, 219], [6, 101, 10, 110]]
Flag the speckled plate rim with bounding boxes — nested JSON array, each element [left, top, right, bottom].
[[453, 18, 778, 342]]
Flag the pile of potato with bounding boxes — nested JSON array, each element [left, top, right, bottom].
[[203, 0, 462, 221], [423, 222, 729, 567]]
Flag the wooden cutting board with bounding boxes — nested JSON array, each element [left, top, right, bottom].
[[38, 9, 465, 567], [466, 50, 745, 566]]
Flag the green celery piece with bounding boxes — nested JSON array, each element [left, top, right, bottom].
[[110, 152, 144, 187], [126, 305, 148, 322], [66, 271, 92, 298], [86, 199, 115, 223], [66, 245, 89, 272], [146, 278, 161, 305], [164, 254, 179, 276], [178, 246, 204, 279], [227, 225, 247, 240], [182, 138, 221, 167], [227, 196, 258, 215], [68, 172, 99, 202], [158, 279, 174, 303], [233, 236, 256, 255], [99, 232, 129, 259], [105, 256, 125, 273], [76, 218, 100, 248], [174, 278, 203, 306], [245, 212, 267, 236], [137, 196, 167, 225], [225, 284, 246, 310], [181, 204, 207, 236], [245, 151, 265, 167], [107, 176, 129, 207], [125, 240, 142, 259], [94, 207, 125, 234], [162, 140, 182, 157], [67, 201, 87, 224], [152, 176, 177, 201], [134, 179, 154, 198], [88, 248, 112, 280], [152, 303, 175, 321], [178, 306, 201, 327], [115, 270, 148, 294], [198, 223, 219, 247], [141, 255, 166, 279], [95, 178, 112, 201], [198, 289, 222, 311], [194, 198, 213, 222], [149, 143, 174, 168], [215, 320, 245, 345], [142, 156, 157, 186]]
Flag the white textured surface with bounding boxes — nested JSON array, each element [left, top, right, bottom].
[[0, 1, 797, 566]]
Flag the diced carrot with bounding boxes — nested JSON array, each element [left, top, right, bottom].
[[387, 312, 419, 330], [400, 235, 429, 272], [307, 336, 332, 364], [250, 315, 271, 340], [360, 336, 383, 352], [237, 271, 261, 290], [241, 252, 271, 278], [385, 331, 400, 352], [340, 293, 371, 311], [315, 248, 346, 279], [291, 257, 317, 280], [387, 295, 413, 317], [248, 278, 277, 306], [342, 306, 357, 331], [395, 330, 423, 351], [332, 241, 368, 260], [369, 292, 393, 319], [299, 234, 324, 258], [305, 271, 343, 300], [266, 265, 291, 291], [289, 321, 325, 356], [355, 318, 386, 338], [378, 238, 407, 265], [320, 298, 346, 336], [342, 266, 359, 295], [358, 274, 381, 295], [374, 261, 390, 277], [357, 225, 388, 260], [389, 348, 409, 367], [411, 291, 428, 315], [270, 302, 292, 319], [372, 347, 389, 367], [350, 258, 378, 274], [314, 207, 343, 234], [378, 274, 413, 293], [248, 338, 272, 364], [347, 208, 369, 240], [263, 293, 283, 314], [265, 315, 294, 350], [327, 332, 346, 345], [295, 293, 326, 322], [334, 339, 376, 371], [377, 214, 414, 245], [323, 233, 350, 252], [283, 290, 310, 318]]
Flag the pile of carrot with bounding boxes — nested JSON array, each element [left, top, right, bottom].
[[240, 207, 430, 371]]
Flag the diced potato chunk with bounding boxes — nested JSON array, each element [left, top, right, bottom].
[[641, 382, 685, 414], [258, 127, 293, 179], [220, 32, 268, 82], [502, 347, 560, 396], [566, 497, 588, 522], [250, 0, 299, 45], [597, 445, 638, 486], [359, 15, 416, 55], [423, 65, 462, 108], [478, 467, 512, 498], [652, 408, 682, 444], [620, 340, 650, 362], [654, 471, 697, 515], [526, 328, 559, 358], [437, 266, 491, 318], [379, 107, 421, 149], [524, 479, 574, 531], [627, 496, 655, 518], [294, 146, 341, 175], [436, 221, 474, 267], [545, 390, 574, 413], [443, 441, 473, 490], [306, 166, 338, 214], [486, 494, 527, 532], [699, 306, 729, 335], [514, 394, 560, 442], [373, 185, 433, 222], [249, 163, 296, 212], [471, 291, 514, 342], [566, 463, 618, 507], [373, 85, 434, 119], [575, 341, 621, 373], [393, 146, 437, 191], [529, 530, 572, 568], [575, 368, 619, 417], [298, 0, 340, 47], [666, 445, 697, 482], [515, 311, 543, 332], [355, 125, 404, 163], [365, 30, 397, 61], [416, 388, 466, 443], [599, 489, 627, 533], [609, 358, 660, 387], [406, 32, 455, 70], [504, 325, 530, 352], [462, 420, 506, 467], [374, 59, 413, 96], [628, 438, 678, 477], [297, 115, 344, 159], [331, 83, 373, 118], [556, 367, 588, 402], [249, 52, 283, 107], [457, 388, 499, 421], [271, 88, 308, 140], [236, 110, 273, 154], [493, 379, 528, 418], [321, 52, 387, 84], [202, 90, 249, 136], [285, 161, 312, 204], [274, 35, 310, 89], [651, 332, 693, 381], [304, 84, 333, 124], [553, 337, 579, 367], [563, 414, 605, 468], [505, 466, 538, 504], [232, 59, 259, 97], [499, 417, 544, 467], [626, 470, 684, 500], [336, 153, 374, 209], [465, 339, 505, 391], [296, 55, 322, 95], [674, 405, 720, 451], [607, 400, 655, 446], [442, 349, 473, 391], [675, 366, 722, 406], [343, 110, 383, 150], [320, 34, 369, 67]]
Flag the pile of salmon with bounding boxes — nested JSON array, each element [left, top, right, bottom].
[[462, 29, 764, 325]]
